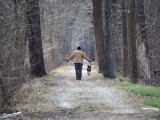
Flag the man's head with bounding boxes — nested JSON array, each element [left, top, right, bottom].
[[77, 47, 81, 50]]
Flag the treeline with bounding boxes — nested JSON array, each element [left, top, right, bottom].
[[0, 0, 95, 112], [0, 0, 46, 112], [92, 0, 160, 85]]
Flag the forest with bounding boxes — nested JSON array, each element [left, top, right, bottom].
[[0, 0, 160, 118]]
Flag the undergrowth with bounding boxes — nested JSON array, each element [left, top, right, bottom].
[[144, 98, 160, 108], [13, 64, 69, 119], [119, 82, 160, 111], [119, 83, 160, 97]]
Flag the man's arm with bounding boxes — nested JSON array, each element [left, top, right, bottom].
[[66, 52, 75, 62], [82, 52, 92, 62]]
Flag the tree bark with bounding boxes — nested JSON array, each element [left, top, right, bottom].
[[128, 0, 138, 83], [102, 0, 116, 78], [135, 0, 151, 84], [26, 0, 47, 77], [92, 0, 104, 73], [121, 0, 129, 77]]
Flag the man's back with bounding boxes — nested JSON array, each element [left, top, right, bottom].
[[73, 50, 83, 63], [66, 50, 91, 64], [66, 47, 92, 80]]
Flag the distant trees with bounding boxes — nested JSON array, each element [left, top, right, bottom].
[[40, 0, 96, 71]]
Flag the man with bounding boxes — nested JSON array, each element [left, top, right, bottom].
[[66, 47, 92, 80]]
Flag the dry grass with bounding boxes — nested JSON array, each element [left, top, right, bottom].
[[14, 76, 54, 119], [10, 64, 69, 119]]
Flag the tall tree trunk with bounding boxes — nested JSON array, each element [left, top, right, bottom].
[[92, 0, 104, 73], [102, 0, 116, 78], [122, 0, 129, 77], [26, 0, 47, 77], [128, 0, 138, 83], [135, 0, 151, 84]]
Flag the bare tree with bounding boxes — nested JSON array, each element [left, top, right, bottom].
[[92, 0, 104, 73], [121, 0, 129, 77], [102, 0, 116, 78], [26, 0, 47, 77], [128, 0, 138, 83], [135, 0, 151, 84]]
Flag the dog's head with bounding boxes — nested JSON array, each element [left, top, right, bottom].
[[153, 71, 160, 76]]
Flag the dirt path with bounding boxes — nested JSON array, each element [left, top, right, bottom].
[[23, 63, 159, 120], [45, 63, 159, 120]]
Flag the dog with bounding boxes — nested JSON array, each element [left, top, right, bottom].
[[153, 70, 160, 76], [87, 64, 91, 76]]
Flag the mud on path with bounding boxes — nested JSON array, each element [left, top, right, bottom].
[[43, 63, 158, 120], [25, 63, 159, 120]]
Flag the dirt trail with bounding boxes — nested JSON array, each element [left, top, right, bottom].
[[47, 63, 159, 120]]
